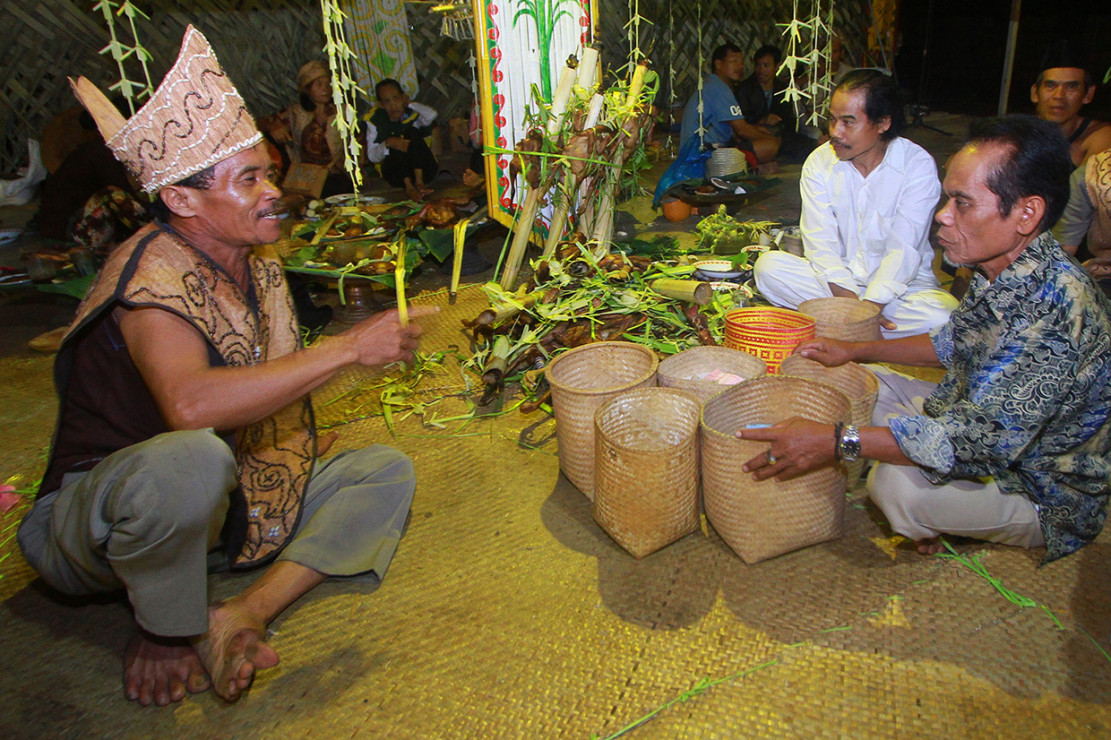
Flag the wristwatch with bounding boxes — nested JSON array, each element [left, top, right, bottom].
[[838, 425, 861, 463]]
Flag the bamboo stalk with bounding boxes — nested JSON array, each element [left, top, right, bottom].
[[650, 279, 712, 306], [499, 189, 542, 289], [542, 93, 605, 258]]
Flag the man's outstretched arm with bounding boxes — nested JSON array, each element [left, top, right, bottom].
[[117, 304, 436, 432]]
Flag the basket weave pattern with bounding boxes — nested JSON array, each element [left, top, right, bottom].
[[546, 342, 659, 499], [723, 307, 815, 374], [798, 297, 882, 342], [592, 388, 702, 558], [701, 376, 851, 563], [779, 356, 879, 487], [657, 346, 767, 404]]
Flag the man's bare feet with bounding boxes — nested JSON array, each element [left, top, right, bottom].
[[124, 630, 211, 706], [191, 601, 280, 702], [916, 536, 945, 555]]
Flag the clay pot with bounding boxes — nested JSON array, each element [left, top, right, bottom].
[[661, 198, 692, 222]]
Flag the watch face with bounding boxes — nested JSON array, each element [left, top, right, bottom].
[[841, 426, 861, 462]]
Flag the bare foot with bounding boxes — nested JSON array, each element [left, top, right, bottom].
[[191, 601, 280, 702], [124, 630, 211, 706], [916, 536, 945, 555]]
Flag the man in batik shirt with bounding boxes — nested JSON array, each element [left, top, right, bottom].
[[736, 115, 1111, 562]]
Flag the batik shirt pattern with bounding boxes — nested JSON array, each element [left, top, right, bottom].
[[889, 233, 1111, 561]]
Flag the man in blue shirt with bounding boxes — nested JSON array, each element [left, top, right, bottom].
[[679, 43, 780, 164], [737, 115, 1110, 562]]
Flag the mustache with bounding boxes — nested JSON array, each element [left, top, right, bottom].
[[259, 206, 288, 218]]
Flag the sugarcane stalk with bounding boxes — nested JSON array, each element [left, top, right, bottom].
[[650, 279, 712, 306]]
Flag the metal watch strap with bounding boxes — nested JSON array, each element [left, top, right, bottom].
[[839, 424, 861, 463]]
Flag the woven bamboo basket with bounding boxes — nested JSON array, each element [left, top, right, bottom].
[[701, 376, 851, 563], [798, 297, 882, 342], [546, 342, 659, 499], [592, 388, 702, 558], [779, 355, 879, 487], [657, 345, 767, 404], [723, 307, 816, 374]]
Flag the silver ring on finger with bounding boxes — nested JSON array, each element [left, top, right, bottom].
[[766, 450, 777, 465]]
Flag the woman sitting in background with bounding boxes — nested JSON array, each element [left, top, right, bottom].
[[275, 60, 351, 197]]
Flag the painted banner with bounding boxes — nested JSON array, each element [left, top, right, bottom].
[[346, 0, 419, 100], [472, 0, 598, 238]]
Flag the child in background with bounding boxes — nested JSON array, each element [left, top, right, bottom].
[[365, 79, 438, 200]]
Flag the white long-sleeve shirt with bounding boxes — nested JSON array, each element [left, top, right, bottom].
[[799, 136, 942, 305]]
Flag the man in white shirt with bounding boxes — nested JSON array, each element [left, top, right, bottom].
[[754, 69, 957, 337]]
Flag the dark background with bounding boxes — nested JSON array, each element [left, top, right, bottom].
[[895, 0, 1111, 119]]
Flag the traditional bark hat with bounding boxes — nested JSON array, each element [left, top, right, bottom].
[[69, 25, 262, 194]]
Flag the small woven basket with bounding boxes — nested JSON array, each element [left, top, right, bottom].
[[546, 342, 659, 499], [593, 388, 702, 558], [798, 297, 882, 342], [701, 376, 851, 563], [779, 355, 879, 487], [657, 345, 767, 404], [723, 307, 816, 374]]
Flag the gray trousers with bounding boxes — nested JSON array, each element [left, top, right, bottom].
[[866, 366, 1044, 548], [17, 429, 415, 637]]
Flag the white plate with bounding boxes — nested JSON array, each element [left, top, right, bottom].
[[324, 193, 389, 206], [694, 260, 745, 280], [0, 229, 22, 245]]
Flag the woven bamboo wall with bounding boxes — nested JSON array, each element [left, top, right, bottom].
[[0, 0, 871, 176]]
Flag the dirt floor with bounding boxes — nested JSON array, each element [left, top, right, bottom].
[[1, 114, 1110, 738]]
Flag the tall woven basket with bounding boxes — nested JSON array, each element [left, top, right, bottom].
[[779, 355, 879, 487], [723, 307, 816, 374], [701, 376, 851, 563], [546, 342, 659, 499], [593, 388, 702, 558], [798, 297, 882, 342], [657, 345, 767, 404]]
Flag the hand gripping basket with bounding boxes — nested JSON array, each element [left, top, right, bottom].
[[779, 355, 879, 488], [723, 307, 815, 374], [798, 297, 882, 342], [701, 376, 851, 563], [545, 342, 659, 499], [592, 388, 702, 558], [657, 345, 767, 404]]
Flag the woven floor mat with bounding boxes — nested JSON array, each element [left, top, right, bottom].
[[312, 284, 489, 431], [1, 293, 1110, 736]]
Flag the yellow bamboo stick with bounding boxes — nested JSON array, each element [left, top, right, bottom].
[[394, 239, 408, 327]]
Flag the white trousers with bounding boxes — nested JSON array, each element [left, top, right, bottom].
[[864, 366, 1045, 548], [753, 251, 958, 338]]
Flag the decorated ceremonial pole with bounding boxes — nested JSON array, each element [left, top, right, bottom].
[[499, 57, 580, 289], [541, 45, 603, 258], [589, 61, 650, 250]]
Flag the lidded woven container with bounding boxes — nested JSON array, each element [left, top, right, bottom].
[[701, 376, 851, 563], [798, 297, 882, 342], [592, 388, 702, 558], [779, 355, 879, 487], [723, 307, 815, 374], [546, 341, 658, 499], [657, 345, 767, 404]]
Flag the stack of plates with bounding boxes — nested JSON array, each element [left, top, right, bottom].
[[723, 307, 816, 374], [706, 148, 748, 179]]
